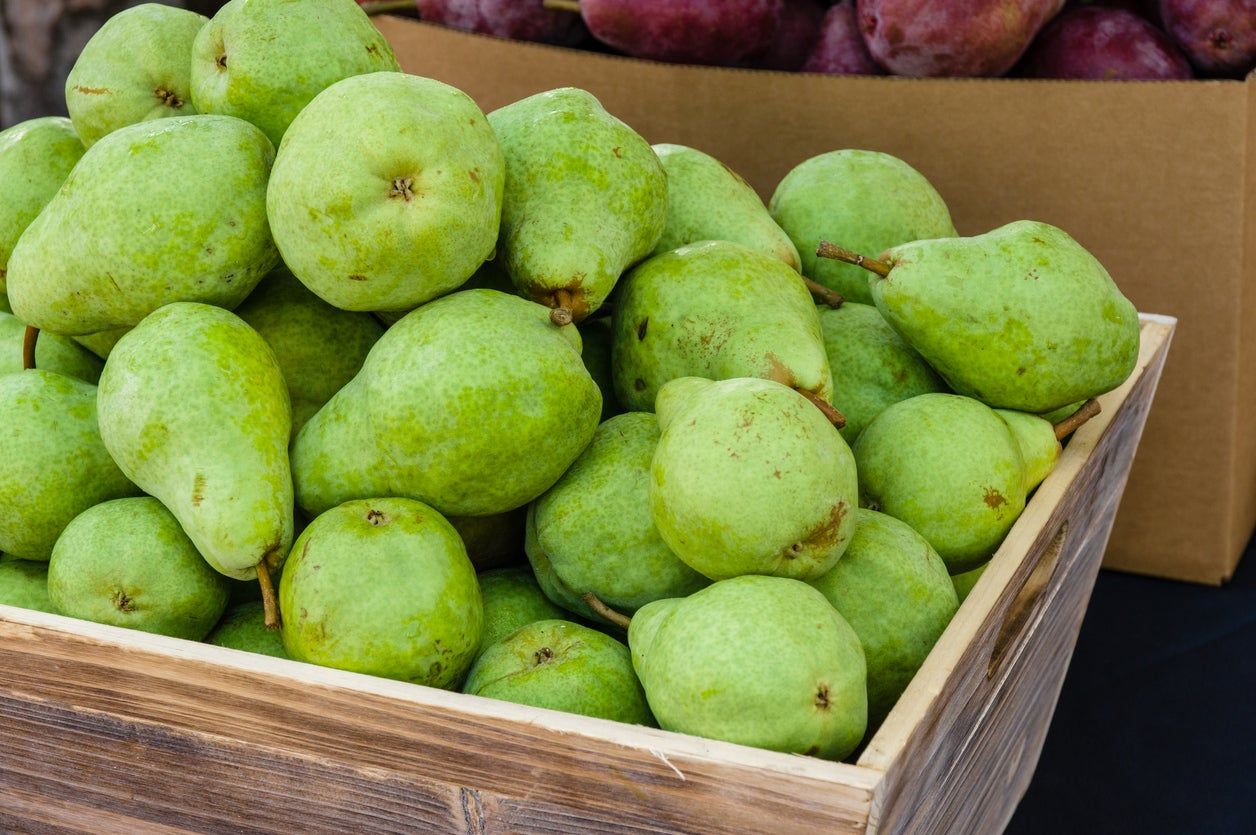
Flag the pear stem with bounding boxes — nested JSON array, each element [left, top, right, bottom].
[[257, 564, 281, 630], [22, 326, 38, 371], [550, 288, 588, 326], [815, 241, 892, 278], [581, 592, 631, 630], [802, 277, 844, 309], [797, 388, 847, 430], [1053, 398, 1102, 441], [543, 0, 582, 12]]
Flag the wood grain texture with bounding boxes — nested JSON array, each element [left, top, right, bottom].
[[0, 319, 1174, 833]]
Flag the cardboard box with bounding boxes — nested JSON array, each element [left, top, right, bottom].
[[376, 17, 1256, 584], [0, 319, 1174, 833]]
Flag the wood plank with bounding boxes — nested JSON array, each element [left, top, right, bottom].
[[862, 318, 1173, 833]]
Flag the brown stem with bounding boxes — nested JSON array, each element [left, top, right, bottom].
[[815, 241, 892, 278], [549, 288, 588, 326], [802, 276, 843, 309], [581, 592, 631, 630], [543, 0, 582, 12], [257, 564, 281, 630], [22, 325, 38, 371], [796, 388, 847, 430], [1053, 398, 1101, 441]]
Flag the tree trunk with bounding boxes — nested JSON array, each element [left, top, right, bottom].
[[0, 0, 226, 128]]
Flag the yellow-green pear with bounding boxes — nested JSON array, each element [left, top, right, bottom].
[[6, 116, 277, 335], [0, 313, 101, 383], [97, 304, 293, 596], [64, 4, 207, 147]]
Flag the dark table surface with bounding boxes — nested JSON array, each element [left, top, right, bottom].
[[1006, 534, 1256, 834]]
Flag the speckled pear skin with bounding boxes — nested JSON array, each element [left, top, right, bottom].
[[72, 328, 130, 361], [489, 88, 667, 320], [0, 117, 84, 293], [280, 498, 483, 687], [0, 555, 55, 613], [808, 509, 958, 728], [190, 0, 399, 148], [5, 116, 277, 336], [579, 317, 620, 422], [65, 4, 206, 148], [0, 313, 102, 383], [267, 73, 504, 313], [465, 620, 651, 723], [854, 393, 1026, 573], [952, 562, 989, 604], [872, 221, 1140, 412], [612, 241, 833, 412], [207, 601, 290, 658], [528, 413, 708, 621], [630, 576, 867, 759], [769, 150, 956, 304], [994, 409, 1060, 492], [97, 303, 293, 581], [819, 303, 946, 443], [477, 567, 566, 651], [651, 144, 800, 269], [0, 372, 137, 561], [448, 510, 526, 571], [48, 497, 230, 640], [650, 377, 858, 581], [293, 290, 601, 518], [235, 268, 383, 438]]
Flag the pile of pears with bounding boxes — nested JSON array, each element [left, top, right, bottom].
[[0, 0, 1141, 763]]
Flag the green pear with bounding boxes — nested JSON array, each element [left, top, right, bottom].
[[630, 576, 866, 759], [580, 317, 620, 422], [952, 562, 989, 604], [820, 302, 947, 443], [652, 143, 799, 269], [770, 150, 955, 304], [235, 268, 384, 437], [0, 117, 84, 293], [72, 328, 130, 361], [854, 393, 1027, 573], [0, 295, 8, 313], [612, 241, 833, 412], [808, 510, 958, 728], [0, 371, 137, 561], [48, 497, 230, 640], [650, 377, 858, 580], [464, 620, 650, 724], [0, 554, 55, 614], [1, 313, 102, 383], [1040, 401, 1084, 424], [64, 4, 207, 148], [293, 290, 601, 518], [994, 409, 1060, 492], [267, 72, 504, 313], [448, 510, 526, 571], [832, 221, 1140, 412], [489, 88, 667, 322], [206, 601, 290, 659], [280, 498, 482, 687], [6, 115, 277, 335], [528, 413, 708, 622], [97, 303, 293, 587], [477, 567, 566, 651], [190, 0, 399, 147]]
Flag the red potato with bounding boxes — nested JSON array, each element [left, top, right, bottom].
[[1159, 0, 1256, 76], [417, 0, 587, 45], [803, 1, 884, 75], [576, 0, 784, 66], [1022, 6, 1193, 78], [856, 0, 1068, 76]]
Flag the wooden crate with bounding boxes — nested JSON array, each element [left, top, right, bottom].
[[0, 316, 1174, 834]]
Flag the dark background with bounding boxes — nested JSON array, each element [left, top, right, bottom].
[[1007, 537, 1256, 834], [2, 2, 1252, 831]]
